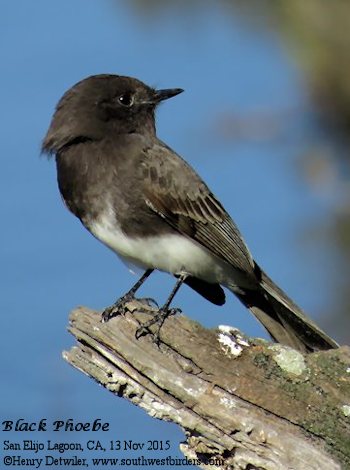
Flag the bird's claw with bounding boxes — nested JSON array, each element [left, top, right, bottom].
[[101, 293, 134, 323], [101, 295, 159, 323], [138, 297, 159, 309], [135, 307, 181, 344]]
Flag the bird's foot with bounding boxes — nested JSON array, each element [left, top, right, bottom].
[[101, 294, 158, 323], [135, 307, 181, 344]]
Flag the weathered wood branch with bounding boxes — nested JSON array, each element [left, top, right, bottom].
[[63, 302, 350, 469]]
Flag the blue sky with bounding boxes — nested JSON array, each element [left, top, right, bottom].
[[1, 1, 338, 468]]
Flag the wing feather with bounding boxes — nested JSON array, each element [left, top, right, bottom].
[[141, 143, 255, 277]]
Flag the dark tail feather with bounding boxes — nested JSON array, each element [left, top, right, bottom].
[[182, 276, 226, 306], [233, 265, 338, 353]]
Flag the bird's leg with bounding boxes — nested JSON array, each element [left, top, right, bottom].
[[136, 274, 187, 343], [101, 269, 155, 323]]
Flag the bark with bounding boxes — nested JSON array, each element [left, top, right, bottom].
[[63, 301, 350, 469]]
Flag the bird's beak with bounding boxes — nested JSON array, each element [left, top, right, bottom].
[[153, 88, 184, 103]]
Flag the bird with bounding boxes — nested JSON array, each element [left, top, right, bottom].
[[42, 74, 338, 352]]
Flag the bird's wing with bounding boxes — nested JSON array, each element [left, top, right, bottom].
[[141, 142, 255, 277]]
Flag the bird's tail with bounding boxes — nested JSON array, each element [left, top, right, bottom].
[[232, 264, 338, 353]]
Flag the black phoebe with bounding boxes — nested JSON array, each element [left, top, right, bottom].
[[43, 74, 338, 352]]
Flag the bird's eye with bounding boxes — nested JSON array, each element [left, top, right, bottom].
[[118, 93, 134, 107]]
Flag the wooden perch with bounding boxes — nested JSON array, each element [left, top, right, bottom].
[[63, 301, 350, 469]]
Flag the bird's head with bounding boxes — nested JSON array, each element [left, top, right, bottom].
[[42, 74, 183, 155]]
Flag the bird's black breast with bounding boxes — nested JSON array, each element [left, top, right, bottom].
[[56, 141, 109, 223], [55, 136, 178, 238]]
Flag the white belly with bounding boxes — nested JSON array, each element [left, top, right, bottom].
[[88, 210, 242, 286]]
